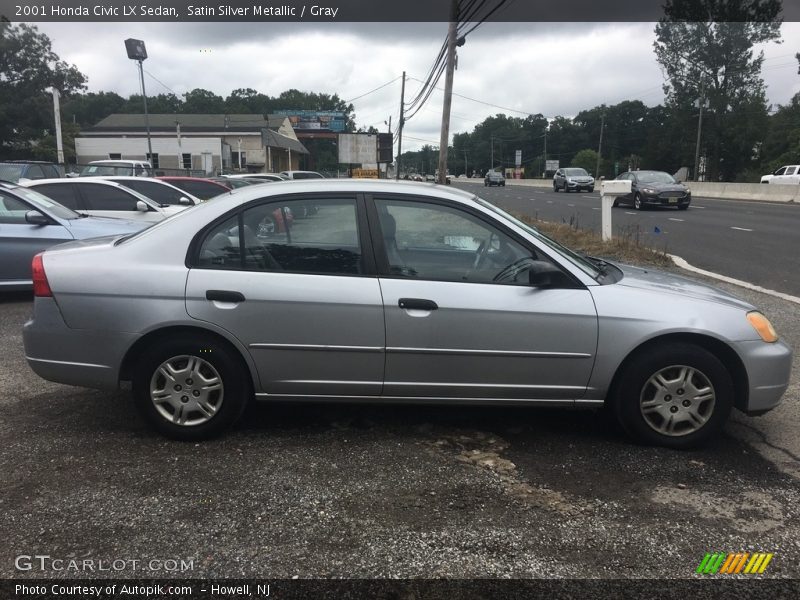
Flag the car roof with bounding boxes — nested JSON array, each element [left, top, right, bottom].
[[87, 160, 150, 165], [1, 160, 57, 165], [24, 178, 125, 186]]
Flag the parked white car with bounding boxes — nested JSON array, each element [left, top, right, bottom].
[[760, 165, 800, 184], [79, 160, 153, 177], [98, 176, 202, 207], [22, 179, 188, 223]]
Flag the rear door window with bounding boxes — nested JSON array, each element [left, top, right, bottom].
[[77, 183, 140, 211], [31, 183, 82, 210]]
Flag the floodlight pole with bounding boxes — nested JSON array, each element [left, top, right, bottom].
[[136, 59, 153, 162]]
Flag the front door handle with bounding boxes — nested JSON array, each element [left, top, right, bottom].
[[206, 290, 245, 303], [398, 298, 438, 311]]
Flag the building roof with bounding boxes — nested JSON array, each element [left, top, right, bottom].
[[261, 129, 309, 154], [86, 113, 273, 133]]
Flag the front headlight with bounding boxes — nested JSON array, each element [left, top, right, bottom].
[[747, 311, 778, 342], [642, 187, 656, 194]]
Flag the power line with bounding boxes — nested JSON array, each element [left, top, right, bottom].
[[344, 76, 402, 103]]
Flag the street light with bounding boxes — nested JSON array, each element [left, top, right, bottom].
[[124, 38, 153, 164]]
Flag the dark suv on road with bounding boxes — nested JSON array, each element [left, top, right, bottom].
[[484, 170, 506, 187]]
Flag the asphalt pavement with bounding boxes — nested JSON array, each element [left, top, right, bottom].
[[1, 270, 799, 583]]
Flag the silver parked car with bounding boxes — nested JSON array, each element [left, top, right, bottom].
[[23, 180, 791, 447], [22, 179, 189, 223], [0, 181, 148, 290]]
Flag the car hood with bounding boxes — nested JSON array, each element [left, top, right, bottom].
[[65, 215, 150, 239], [614, 264, 754, 311]]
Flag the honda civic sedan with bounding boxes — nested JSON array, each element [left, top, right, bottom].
[[23, 180, 791, 448]]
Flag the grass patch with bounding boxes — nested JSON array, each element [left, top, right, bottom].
[[516, 213, 673, 268]]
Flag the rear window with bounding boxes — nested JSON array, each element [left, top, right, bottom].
[[0, 164, 25, 182]]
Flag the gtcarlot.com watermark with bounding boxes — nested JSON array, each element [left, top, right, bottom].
[[15, 554, 194, 573]]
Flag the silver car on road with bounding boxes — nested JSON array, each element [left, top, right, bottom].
[[23, 180, 792, 447]]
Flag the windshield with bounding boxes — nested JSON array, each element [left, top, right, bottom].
[[81, 165, 136, 176], [15, 186, 82, 220], [564, 168, 589, 176], [636, 171, 676, 184], [0, 164, 25, 182], [472, 196, 602, 279]]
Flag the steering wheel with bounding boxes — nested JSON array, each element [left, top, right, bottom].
[[472, 240, 490, 271]]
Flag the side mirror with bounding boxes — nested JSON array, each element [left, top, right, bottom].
[[25, 210, 50, 226], [136, 200, 149, 212], [179, 196, 192, 205], [528, 261, 571, 288]]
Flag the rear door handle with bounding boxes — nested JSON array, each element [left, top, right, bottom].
[[398, 298, 438, 311], [206, 290, 245, 303]]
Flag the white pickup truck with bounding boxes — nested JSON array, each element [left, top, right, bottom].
[[761, 165, 800, 184]]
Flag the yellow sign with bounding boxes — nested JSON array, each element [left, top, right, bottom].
[[352, 169, 379, 179]]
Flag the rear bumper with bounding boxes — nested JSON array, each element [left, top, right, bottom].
[[23, 297, 137, 390], [733, 339, 793, 414]]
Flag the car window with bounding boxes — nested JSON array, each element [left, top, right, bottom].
[[785, 167, 797, 176], [197, 199, 363, 274], [374, 198, 543, 285], [0, 164, 25, 182], [16, 187, 79, 219], [43, 164, 60, 178], [170, 180, 227, 200], [244, 198, 362, 274], [774, 167, 786, 176], [31, 183, 81, 210], [0, 191, 32, 224], [25, 164, 45, 180], [77, 183, 140, 211], [197, 215, 242, 269], [116, 180, 185, 205]]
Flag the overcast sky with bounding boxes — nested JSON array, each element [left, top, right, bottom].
[[35, 21, 800, 151]]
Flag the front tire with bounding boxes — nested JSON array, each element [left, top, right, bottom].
[[634, 193, 644, 210], [554, 182, 559, 192], [133, 334, 250, 440], [612, 343, 733, 449]]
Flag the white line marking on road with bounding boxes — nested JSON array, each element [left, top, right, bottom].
[[625, 212, 637, 215], [582, 195, 595, 198], [568, 204, 575, 207], [692, 205, 705, 208], [536, 191, 546, 194], [668, 218, 684, 222], [670, 255, 800, 306], [591, 207, 600, 210], [731, 226, 753, 232], [529, 198, 537, 201], [547, 200, 553, 204]]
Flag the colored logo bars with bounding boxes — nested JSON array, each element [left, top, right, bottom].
[[696, 552, 774, 575]]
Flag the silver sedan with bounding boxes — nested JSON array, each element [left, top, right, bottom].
[[22, 180, 792, 447]]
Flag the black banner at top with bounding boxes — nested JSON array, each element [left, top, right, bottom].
[[1, 0, 799, 22]]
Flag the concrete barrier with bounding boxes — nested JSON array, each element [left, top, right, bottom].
[[466, 178, 799, 203]]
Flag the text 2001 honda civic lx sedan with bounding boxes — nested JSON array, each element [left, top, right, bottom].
[[23, 180, 792, 448]]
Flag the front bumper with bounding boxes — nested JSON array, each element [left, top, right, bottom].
[[733, 338, 793, 414], [23, 296, 137, 390], [566, 180, 594, 189], [641, 192, 691, 207]]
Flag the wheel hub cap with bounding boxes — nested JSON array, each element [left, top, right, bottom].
[[639, 365, 715, 437], [149, 355, 224, 426]]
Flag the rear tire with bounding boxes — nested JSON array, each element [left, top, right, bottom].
[[612, 343, 733, 449], [133, 334, 250, 441]]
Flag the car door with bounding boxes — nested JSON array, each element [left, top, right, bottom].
[[775, 166, 798, 184], [76, 183, 162, 222], [185, 194, 385, 397], [0, 190, 72, 284], [367, 195, 598, 401]]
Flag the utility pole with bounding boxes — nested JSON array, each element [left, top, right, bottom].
[[490, 135, 494, 171], [595, 112, 605, 179], [693, 79, 706, 182], [395, 71, 406, 181], [463, 149, 467, 177], [50, 88, 65, 165], [542, 127, 547, 178], [137, 60, 153, 162], [437, 0, 459, 185]]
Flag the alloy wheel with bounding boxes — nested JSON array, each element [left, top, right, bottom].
[[149, 355, 224, 426], [639, 365, 715, 437]]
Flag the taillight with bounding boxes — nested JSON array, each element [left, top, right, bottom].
[[32, 253, 52, 297]]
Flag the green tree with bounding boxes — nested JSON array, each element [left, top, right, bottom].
[[653, 0, 782, 180], [0, 20, 86, 159], [570, 149, 599, 173], [182, 88, 225, 113]]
